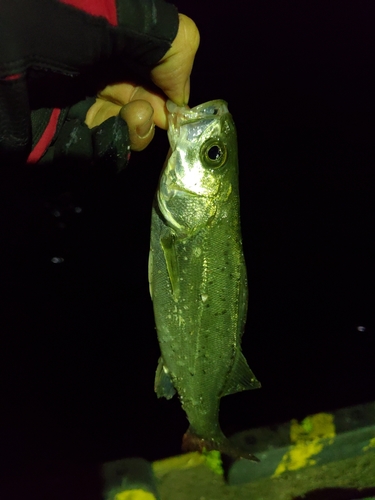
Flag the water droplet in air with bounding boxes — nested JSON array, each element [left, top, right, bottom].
[[51, 257, 64, 264], [52, 210, 61, 217], [356, 325, 374, 334], [74, 207, 82, 213]]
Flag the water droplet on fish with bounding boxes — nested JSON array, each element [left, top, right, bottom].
[[193, 247, 202, 257], [201, 293, 208, 302], [74, 207, 82, 213], [51, 257, 64, 264]]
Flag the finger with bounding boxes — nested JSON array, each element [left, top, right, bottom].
[[88, 84, 169, 130], [120, 100, 155, 152], [85, 99, 122, 129], [86, 98, 156, 151], [151, 14, 200, 106], [127, 87, 168, 130]]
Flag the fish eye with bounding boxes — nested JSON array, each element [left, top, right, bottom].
[[207, 145, 221, 160], [200, 138, 227, 168]]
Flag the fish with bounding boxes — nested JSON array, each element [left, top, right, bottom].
[[148, 99, 261, 461]]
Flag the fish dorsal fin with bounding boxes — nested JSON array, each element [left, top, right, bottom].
[[220, 352, 261, 398], [154, 357, 176, 400], [160, 230, 180, 300]]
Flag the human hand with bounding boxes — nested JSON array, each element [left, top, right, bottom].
[[85, 14, 200, 152]]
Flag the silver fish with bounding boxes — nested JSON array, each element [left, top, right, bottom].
[[149, 100, 260, 460]]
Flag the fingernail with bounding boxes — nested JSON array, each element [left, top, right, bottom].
[[136, 118, 154, 139]]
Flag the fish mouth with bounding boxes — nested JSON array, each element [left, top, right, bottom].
[[167, 100, 230, 148], [167, 99, 229, 125]]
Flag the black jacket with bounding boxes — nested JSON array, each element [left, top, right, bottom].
[[0, 0, 178, 166]]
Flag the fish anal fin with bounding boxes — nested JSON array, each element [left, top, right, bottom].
[[154, 357, 176, 400], [160, 231, 180, 300], [220, 352, 261, 398]]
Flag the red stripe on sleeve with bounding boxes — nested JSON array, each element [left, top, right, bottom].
[[3, 74, 23, 81], [59, 0, 118, 26], [27, 108, 61, 164]]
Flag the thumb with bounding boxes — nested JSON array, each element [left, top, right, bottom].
[[151, 14, 199, 106]]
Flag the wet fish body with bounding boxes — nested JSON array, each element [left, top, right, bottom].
[[149, 100, 260, 459]]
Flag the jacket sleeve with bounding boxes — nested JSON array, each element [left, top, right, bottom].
[[0, 0, 179, 163]]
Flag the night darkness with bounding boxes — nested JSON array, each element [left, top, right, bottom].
[[1, 0, 375, 472]]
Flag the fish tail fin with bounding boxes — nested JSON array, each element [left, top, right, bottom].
[[182, 428, 259, 462]]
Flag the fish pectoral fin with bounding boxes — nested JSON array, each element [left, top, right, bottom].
[[220, 352, 261, 397], [160, 230, 180, 300], [154, 357, 176, 400]]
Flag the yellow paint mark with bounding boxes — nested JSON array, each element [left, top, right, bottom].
[[363, 437, 375, 452], [202, 449, 223, 475], [290, 414, 335, 442], [152, 450, 223, 477], [114, 490, 155, 500], [273, 413, 336, 477], [152, 452, 205, 477]]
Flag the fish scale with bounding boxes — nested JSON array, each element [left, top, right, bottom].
[[149, 100, 261, 461]]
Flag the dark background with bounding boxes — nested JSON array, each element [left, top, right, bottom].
[[1, 0, 375, 467]]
